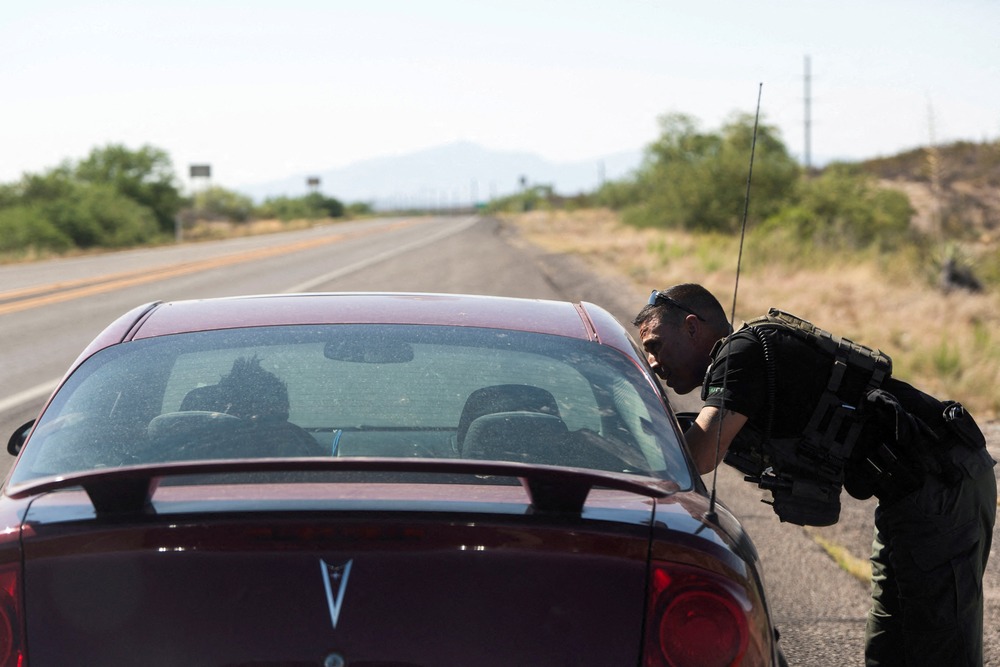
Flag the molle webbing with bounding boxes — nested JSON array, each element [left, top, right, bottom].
[[746, 308, 893, 480]]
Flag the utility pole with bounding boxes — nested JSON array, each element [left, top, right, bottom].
[[804, 55, 812, 172]]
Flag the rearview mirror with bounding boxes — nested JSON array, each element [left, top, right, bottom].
[[324, 331, 415, 364]]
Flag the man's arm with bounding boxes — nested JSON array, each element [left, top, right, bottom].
[[683, 406, 748, 475]]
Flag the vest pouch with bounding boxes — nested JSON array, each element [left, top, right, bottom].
[[733, 430, 848, 525], [941, 401, 986, 450], [723, 421, 769, 477], [843, 455, 878, 500], [767, 475, 842, 526]]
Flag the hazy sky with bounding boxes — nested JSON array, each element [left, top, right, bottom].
[[3, 0, 998, 191]]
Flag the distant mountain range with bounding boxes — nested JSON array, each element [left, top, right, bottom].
[[236, 141, 643, 207]]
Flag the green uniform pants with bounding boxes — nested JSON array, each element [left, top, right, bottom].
[[864, 447, 996, 667]]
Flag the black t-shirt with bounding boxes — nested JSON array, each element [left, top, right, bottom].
[[703, 326, 832, 438]]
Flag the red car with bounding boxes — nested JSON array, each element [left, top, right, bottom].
[[2, 293, 782, 666]]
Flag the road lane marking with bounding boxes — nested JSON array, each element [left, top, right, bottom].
[[284, 216, 480, 292], [0, 380, 60, 415], [0, 219, 424, 317]]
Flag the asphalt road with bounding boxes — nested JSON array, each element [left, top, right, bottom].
[[1, 215, 996, 665]]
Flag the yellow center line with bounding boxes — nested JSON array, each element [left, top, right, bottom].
[[0, 219, 420, 317], [0, 268, 162, 302]]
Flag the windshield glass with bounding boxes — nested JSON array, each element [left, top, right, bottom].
[[11, 324, 691, 488]]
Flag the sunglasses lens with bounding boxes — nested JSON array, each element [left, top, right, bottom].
[[647, 290, 705, 321]]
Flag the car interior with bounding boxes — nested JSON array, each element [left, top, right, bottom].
[[13, 325, 687, 484]]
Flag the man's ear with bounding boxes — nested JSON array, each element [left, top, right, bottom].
[[685, 313, 700, 338]]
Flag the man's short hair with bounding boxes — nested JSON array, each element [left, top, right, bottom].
[[633, 283, 731, 335]]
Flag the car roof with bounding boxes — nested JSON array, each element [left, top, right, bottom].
[[78, 293, 643, 365], [135, 293, 592, 338]]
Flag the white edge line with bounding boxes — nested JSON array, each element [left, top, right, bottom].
[[283, 216, 480, 293], [0, 380, 60, 415]]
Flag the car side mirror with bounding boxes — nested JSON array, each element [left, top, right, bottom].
[[7, 420, 34, 456]]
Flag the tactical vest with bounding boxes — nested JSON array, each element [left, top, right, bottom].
[[713, 308, 892, 526]]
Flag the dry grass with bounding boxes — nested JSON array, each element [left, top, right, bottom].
[[183, 218, 316, 241], [508, 208, 1000, 420], [806, 528, 873, 583]]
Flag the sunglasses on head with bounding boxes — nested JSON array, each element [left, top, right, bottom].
[[647, 290, 706, 321]]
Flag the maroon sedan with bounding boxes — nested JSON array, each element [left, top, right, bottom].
[[2, 293, 782, 666]]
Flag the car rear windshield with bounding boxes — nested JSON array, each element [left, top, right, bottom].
[[11, 324, 692, 488]]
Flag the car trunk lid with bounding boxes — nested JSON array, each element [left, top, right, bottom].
[[20, 478, 661, 666]]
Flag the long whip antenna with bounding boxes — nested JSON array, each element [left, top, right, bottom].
[[706, 83, 763, 522]]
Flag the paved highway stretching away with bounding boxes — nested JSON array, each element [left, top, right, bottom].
[[0, 215, 996, 665]]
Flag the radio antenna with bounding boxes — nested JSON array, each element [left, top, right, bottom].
[[706, 83, 763, 522]]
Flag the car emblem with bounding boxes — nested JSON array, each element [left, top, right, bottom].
[[320, 559, 353, 629]]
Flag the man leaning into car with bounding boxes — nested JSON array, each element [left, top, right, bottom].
[[634, 283, 997, 667]]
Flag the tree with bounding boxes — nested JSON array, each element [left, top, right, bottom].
[[622, 112, 800, 232], [193, 186, 255, 222], [74, 144, 184, 234], [303, 192, 345, 218]]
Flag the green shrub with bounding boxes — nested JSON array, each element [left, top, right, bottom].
[[254, 192, 345, 221], [0, 205, 73, 253], [0, 177, 161, 250], [0, 145, 177, 253], [74, 144, 184, 234], [757, 165, 913, 251], [618, 112, 800, 233], [484, 185, 555, 214], [64, 183, 161, 247], [346, 202, 374, 216], [193, 186, 255, 223], [594, 179, 644, 210]]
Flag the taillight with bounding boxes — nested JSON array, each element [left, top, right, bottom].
[[644, 562, 750, 667], [0, 564, 24, 667]]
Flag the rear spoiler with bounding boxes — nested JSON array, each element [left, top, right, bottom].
[[6, 458, 677, 517]]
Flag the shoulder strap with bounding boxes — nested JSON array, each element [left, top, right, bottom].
[[755, 308, 892, 389]]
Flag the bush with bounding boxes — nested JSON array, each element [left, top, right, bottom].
[[255, 193, 345, 221], [43, 181, 161, 248], [619, 112, 800, 233], [305, 192, 345, 218], [74, 144, 184, 234], [0, 205, 73, 253], [758, 164, 913, 251], [484, 185, 556, 214], [0, 145, 179, 254], [192, 186, 255, 223], [0, 173, 162, 250], [593, 179, 644, 210], [346, 202, 374, 216]]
